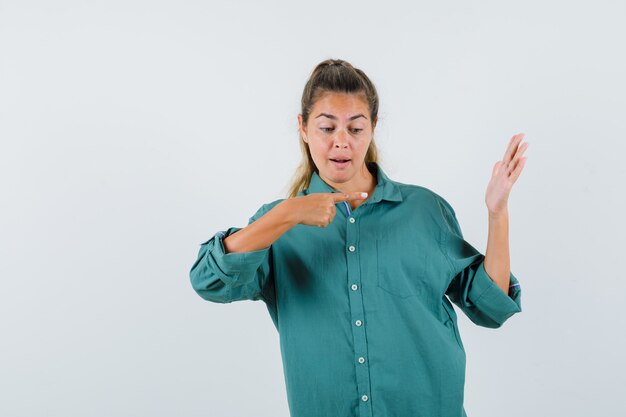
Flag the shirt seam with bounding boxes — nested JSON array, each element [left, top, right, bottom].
[[433, 193, 457, 283]]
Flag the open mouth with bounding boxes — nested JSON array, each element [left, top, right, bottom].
[[330, 159, 351, 169]]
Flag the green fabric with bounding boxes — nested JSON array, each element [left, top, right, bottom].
[[190, 161, 522, 417]]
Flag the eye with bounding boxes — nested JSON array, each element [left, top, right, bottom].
[[320, 127, 363, 133]]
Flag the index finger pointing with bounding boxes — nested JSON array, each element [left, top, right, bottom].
[[332, 191, 369, 202]]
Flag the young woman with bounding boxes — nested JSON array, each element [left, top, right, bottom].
[[190, 58, 528, 417]]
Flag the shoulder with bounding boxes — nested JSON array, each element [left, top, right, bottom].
[[391, 180, 459, 229], [393, 180, 453, 211]]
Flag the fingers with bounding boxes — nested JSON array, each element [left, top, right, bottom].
[[505, 141, 529, 178], [331, 191, 369, 202], [318, 204, 337, 228], [503, 133, 525, 165], [509, 155, 527, 183]]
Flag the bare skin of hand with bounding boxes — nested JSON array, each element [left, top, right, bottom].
[[485, 132, 529, 216], [286, 191, 369, 227], [222, 191, 368, 254], [484, 132, 529, 295]]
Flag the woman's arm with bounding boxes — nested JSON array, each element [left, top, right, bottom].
[[483, 132, 528, 293], [223, 190, 369, 253], [484, 209, 511, 294], [222, 200, 298, 253]]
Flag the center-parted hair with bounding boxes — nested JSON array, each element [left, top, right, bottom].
[[286, 59, 382, 198]]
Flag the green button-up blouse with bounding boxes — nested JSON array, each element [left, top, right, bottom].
[[190, 161, 522, 417]]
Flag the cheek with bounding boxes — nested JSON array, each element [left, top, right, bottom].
[[308, 143, 328, 160], [310, 141, 332, 154], [356, 140, 371, 154]]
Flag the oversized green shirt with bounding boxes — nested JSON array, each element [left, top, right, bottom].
[[190, 161, 522, 417]]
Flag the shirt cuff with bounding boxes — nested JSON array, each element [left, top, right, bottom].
[[468, 260, 523, 325], [206, 227, 271, 286]]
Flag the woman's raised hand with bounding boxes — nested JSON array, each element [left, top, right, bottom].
[[485, 132, 529, 216], [286, 192, 368, 228]]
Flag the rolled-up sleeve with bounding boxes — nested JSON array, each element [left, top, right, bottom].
[[435, 194, 522, 329], [189, 204, 275, 305]]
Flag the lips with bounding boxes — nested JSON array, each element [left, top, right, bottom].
[[330, 158, 351, 168], [330, 157, 351, 162]]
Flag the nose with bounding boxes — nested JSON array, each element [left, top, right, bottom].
[[333, 130, 349, 148]]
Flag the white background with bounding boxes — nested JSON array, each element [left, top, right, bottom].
[[1, 1, 625, 416]]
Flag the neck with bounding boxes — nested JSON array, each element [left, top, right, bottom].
[[325, 162, 377, 199]]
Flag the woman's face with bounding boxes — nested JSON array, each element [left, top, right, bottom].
[[298, 92, 375, 187]]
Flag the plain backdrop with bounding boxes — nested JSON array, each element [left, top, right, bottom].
[[1, 1, 625, 416]]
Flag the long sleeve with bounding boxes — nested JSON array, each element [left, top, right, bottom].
[[189, 203, 276, 306], [435, 194, 522, 329]]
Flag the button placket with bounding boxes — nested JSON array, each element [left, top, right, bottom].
[[345, 212, 373, 416]]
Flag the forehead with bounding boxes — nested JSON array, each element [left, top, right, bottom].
[[311, 92, 369, 118]]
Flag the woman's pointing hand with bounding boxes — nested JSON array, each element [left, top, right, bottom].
[[286, 192, 368, 227]]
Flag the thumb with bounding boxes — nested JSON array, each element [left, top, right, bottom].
[[492, 161, 503, 177]]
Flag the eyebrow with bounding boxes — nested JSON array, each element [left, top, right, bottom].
[[314, 113, 368, 121]]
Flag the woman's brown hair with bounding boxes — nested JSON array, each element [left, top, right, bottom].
[[285, 59, 382, 198]]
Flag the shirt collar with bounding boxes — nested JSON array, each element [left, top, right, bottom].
[[305, 161, 403, 203]]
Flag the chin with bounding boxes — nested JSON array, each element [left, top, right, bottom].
[[324, 170, 352, 183]]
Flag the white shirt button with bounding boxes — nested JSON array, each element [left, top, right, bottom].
[[349, 217, 355, 223], [351, 284, 358, 291], [358, 357, 365, 364], [355, 319, 362, 326], [361, 394, 369, 402], [348, 245, 356, 252]]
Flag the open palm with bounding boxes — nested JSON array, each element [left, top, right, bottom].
[[485, 133, 529, 215]]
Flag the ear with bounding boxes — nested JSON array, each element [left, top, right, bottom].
[[297, 114, 307, 141]]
